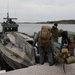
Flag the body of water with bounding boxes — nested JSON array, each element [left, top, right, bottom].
[[19, 24, 75, 35], [0, 24, 75, 35]]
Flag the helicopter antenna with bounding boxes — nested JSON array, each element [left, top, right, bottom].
[[7, 0, 9, 18], [3, 0, 17, 20]]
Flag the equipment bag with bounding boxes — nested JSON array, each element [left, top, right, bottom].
[[38, 26, 51, 44]]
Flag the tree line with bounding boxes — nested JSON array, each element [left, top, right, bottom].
[[36, 20, 75, 24]]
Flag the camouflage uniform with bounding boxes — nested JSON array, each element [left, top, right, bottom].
[[51, 26, 59, 43], [60, 31, 75, 56], [51, 25, 59, 54], [68, 31, 75, 55], [33, 27, 54, 66], [39, 42, 54, 65]]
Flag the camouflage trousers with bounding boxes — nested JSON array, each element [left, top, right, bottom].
[[38, 43, 54, 65], [70, 43, 75, 56]]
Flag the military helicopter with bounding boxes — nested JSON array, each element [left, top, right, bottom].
[[0, 13, 35, 71]]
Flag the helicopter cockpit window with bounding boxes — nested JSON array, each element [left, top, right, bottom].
[[11, 28, 12, 30]]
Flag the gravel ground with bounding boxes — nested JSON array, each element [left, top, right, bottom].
[[0, 63, 75, 75]]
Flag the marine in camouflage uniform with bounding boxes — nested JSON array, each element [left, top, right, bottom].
[[59, 29, 75, 56], [33, 25, 54, 66], [51, 23, 59, 43], [51, 23, 59, 56]]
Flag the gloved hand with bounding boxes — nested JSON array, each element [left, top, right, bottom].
[[68, 43, 71, 49]]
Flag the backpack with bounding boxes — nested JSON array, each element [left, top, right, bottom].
[[38, 26, 51, 44]]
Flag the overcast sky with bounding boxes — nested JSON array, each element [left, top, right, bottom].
[[0, 0, 75, 22]]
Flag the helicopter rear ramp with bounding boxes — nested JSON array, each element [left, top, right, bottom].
[[1, 63, 75, 75]]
